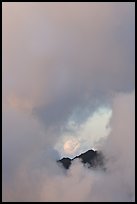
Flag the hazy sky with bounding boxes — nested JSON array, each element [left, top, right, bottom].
[[2, 2, 135, 202]]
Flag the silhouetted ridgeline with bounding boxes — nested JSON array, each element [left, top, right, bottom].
[[57, 149, 105, 169]]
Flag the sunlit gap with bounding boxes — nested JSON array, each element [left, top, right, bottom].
[[54, 106, 112, 159]]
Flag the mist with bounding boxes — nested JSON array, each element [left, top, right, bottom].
[[2, 2, 135, 202]]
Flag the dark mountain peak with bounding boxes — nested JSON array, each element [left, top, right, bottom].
[[74, 149, 97, 161], [59, 157, 71, 169], [57, 149, 104, 170]]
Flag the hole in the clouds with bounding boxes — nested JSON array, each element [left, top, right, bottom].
[[55, 106, 112, 158], [63, 138, 80, 155]]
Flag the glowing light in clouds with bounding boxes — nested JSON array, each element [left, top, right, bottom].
[[55, 107, 112, 158], [63, 138, 80, 155]]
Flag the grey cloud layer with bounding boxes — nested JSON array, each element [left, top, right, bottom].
[[2, 3, 135, 202], [3, 2, 134, 126], [3, 92, 135, 202]]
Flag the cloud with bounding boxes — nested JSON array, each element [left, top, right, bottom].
[[39, 92, 135, 202], [3, 2, 135, 127], [2, 91, 135, 202], [55, 107, 112, 158], [2, 2, 135, 202]]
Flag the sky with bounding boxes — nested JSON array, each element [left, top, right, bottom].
[[2, 2, 135, 202]]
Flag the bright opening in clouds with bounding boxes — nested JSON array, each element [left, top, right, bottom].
[[2, 2, 135, 202], [63, 138, 80, 156], [55, 107, 112, 158]]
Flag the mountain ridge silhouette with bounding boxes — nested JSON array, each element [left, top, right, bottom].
[[57, 149, 104, 169]]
